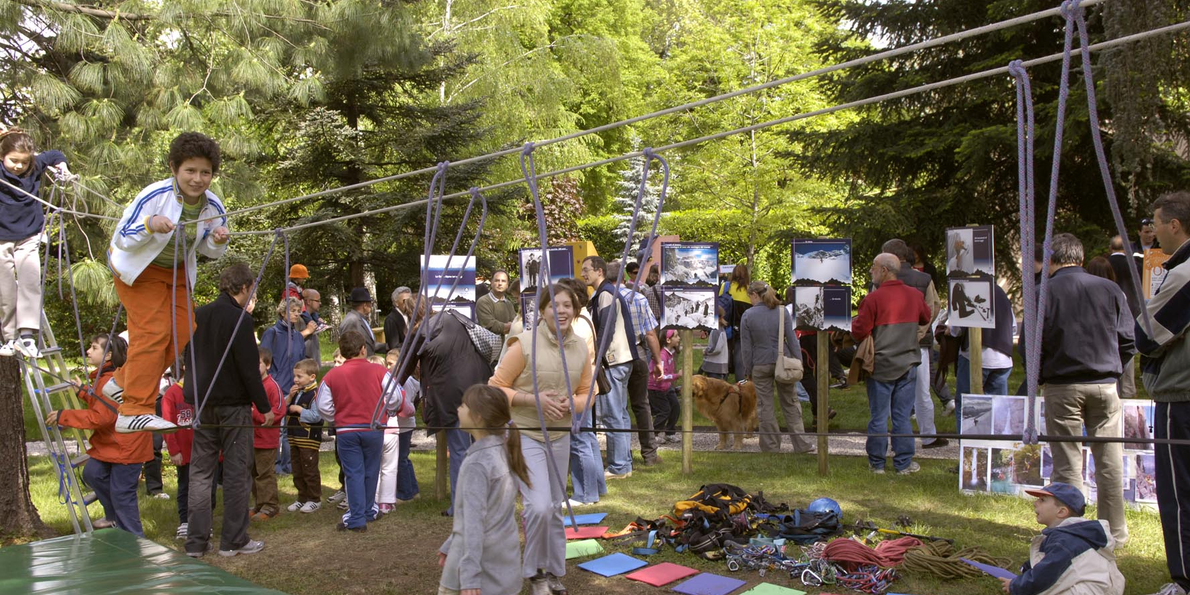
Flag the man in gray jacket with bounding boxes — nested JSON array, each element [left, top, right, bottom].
[[1135, 191, 1190, 595], [339, 287, 384, 356]]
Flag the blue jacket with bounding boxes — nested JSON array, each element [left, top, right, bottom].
[[1009, 517, 1125, 595], [260, 318, 307, 394], [0, 150, 66, 241]]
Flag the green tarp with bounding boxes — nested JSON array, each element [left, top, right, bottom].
[[0, 528, 288, 594]]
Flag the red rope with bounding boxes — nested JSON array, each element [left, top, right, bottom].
[[823, 536, 922, 571]]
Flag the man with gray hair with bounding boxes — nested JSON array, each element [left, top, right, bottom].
[[881, 239, 945, 447], [384, 286, 413, 351], [852, 253, 931, 475], [1041, 232, 1134, 545]]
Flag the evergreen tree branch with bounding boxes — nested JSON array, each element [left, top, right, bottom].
[[9, 0, 329, 29]]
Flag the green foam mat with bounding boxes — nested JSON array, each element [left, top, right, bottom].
[[0, 529, 287, 594]]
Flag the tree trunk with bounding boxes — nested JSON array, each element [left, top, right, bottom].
[[0, 357, 50, 541]]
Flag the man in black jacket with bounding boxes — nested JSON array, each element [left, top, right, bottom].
[[184, 263, 274, 558], [1041, 233, 1134, 546]]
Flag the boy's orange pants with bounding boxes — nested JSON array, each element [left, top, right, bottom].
[[113, 265, 194, 416]]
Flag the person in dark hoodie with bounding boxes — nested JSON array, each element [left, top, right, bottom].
[[1004, 483, 1124, 595]]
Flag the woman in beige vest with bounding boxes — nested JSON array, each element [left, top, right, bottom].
[[490, 283, 593, 595]]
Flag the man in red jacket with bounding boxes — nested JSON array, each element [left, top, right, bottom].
[[852, 253, 931, 475]]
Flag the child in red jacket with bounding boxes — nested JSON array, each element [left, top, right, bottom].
[[251, 347, 285, 520], [47, 334, 152, 537]]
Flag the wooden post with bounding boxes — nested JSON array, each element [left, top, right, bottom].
[[969, 327, 984, 395], [681, 329, 694, 475], [436, 430, 448, 500], [816, 333, 830, 475]]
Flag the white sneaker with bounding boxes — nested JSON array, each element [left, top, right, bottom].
[[337, 499, 348, 510], [1148, 584, 1189, 595], [219, 539, 265, 557], [102, 379, 125, 404], [287, 501, 304, 512], [327, 490, 346, 503], [300, 501, 321, 514], [944, 401, 956, 415], [560, 498, 593, 509], [176, 523, 188, 540], [0, 340, 15, 357], [150, 492, 171, 500], [897, 461, 922, 475], [16, 337, 40, 358], [115, 414, 178, 433]]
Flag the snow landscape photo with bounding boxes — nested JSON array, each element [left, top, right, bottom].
[[794, 287, 825, 330], [661, 242, 719, 287], [661, 287, 716, 330], [421, 254, 476, 304], [792, 239, 852, 285]]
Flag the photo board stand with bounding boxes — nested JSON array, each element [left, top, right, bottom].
[[813, 335, 833, 473], [681, 329, 694, 475], [969, 328, 984, 395], [817, 333, 830, 475]]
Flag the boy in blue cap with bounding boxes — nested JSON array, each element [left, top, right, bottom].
[[1002, 482, 1125, 595]]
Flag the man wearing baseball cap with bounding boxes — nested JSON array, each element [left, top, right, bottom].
[[1002, 482, 1124, 595]]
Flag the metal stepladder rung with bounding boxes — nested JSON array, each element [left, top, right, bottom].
[[71, 453, 90, 467], [21, 311, 94, 536]]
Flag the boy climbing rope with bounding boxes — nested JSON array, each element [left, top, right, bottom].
[[105, 132, 230, 433], [0, 127, 74, 358]]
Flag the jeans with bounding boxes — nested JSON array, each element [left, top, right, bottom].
[[866, 368, 917, 471], [396, 431, 419, 501], [648, 388, 680, 435], [596, 362, 633, 475], [569, 405, 605, 503], [518, 435, 571, 578], [275, 432, 292, 475], [186, 405, 252, 554], [83, 459, 144, 537], [955, 355, 1012, 414], [445, 426, 472, 516], [338, 430, 383, 529]]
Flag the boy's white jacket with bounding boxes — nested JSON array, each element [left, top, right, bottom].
[[108, 178, 229, 287], [1010, 517, 1125, 595]]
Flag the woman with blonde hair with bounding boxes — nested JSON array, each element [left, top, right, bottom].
[[740, 281, 813, 454]]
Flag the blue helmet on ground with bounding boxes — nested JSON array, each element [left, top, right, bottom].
[[807, 497, 842, 519]]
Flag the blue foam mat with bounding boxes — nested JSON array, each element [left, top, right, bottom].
[[562, 512, 608, 527], [575, 552, 648, 577], [672, 572, 747, 595]]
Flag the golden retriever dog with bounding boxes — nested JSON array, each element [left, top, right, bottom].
[[690, 375, 759, 450]]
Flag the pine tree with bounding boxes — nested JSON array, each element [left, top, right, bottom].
[[612, 150, 662, 252]]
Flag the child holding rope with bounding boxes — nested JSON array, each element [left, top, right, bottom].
[[437, 384, 527, 595], [46, 334, 152, 537], [1004, 483, 1125, 595], [106, 132, 229, 433], [0, 128, 73, 358]]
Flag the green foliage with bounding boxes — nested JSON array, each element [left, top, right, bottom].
[[576, 214, 620, 258]]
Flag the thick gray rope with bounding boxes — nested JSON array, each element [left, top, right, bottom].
[[1008, 60, 1040, 444], [228, 18, 1190, 238]]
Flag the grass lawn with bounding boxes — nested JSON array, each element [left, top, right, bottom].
[[22, 442, 1167, 595]]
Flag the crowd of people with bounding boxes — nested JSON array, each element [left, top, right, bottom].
[[5, 128, 1187, 595]]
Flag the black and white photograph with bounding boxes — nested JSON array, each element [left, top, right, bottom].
[[794, 287, 825, 330], [992, 395, 1026, 436], [948, 278, 995, 329], [946, 225, 995, 277], [661, 242, 719, 287], [518, 246, 575, 294], [791, 239, 852, 286], [661, 287, 717, 330], [961, 395, 993, 435], [961, 447, 989, 491], [521, 293, 538, 330]]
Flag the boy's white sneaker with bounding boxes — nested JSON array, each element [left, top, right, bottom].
[[300, 501, 321, 513], [0, 340, 16, 357], [218, 539, 265, 557], [287, 501, 304, 512], [176, 523, 188, 540], [102, 379, 125, 404], [115, 414, 178, 433], [16, 337, 40, 358], [327, 490, 346, 503]]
